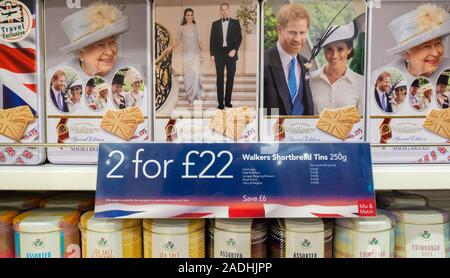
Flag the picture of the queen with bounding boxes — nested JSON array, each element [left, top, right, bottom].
[[49, 1, 142, 81], [382, 4, 450, 82]]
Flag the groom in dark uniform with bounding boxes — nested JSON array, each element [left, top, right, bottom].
[[210, 2, 242, 110]]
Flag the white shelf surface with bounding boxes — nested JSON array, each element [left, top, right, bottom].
[[0, 164, 97, 191], [0, 164, 448, 191], [372, 164, 450, 190]]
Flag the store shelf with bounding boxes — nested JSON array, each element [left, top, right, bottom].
[[0, 164, 449, 191], [372, 164, 450, 190]]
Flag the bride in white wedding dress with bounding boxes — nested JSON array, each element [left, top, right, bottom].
[[166, 8, 204, 106]]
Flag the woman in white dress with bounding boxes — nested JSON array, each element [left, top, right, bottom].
[[166, 8, 204, 106], [309, 20, 364, 116]]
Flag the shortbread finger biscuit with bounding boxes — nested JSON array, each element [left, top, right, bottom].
[[423, 109, 450, 139], [316, 107, 361, 140]]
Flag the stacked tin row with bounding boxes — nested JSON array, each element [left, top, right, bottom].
[[1, 191, 448, 258]]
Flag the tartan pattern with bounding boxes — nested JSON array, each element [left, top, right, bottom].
[[122, 226, 143, 258], [62, 225, 80, 258], [394, 224, 407, 258], [333, 226, 354, 258], [143, 220, 205, 258], [0, 223, 14, 258]]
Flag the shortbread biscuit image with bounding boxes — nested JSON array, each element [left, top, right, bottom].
[[316, 106, 361, 140], [100, 107, 145, 141], [209, 107, 253, 140], [124, 106, 145, 124], [230, 106, 253, 124], [12, 106, 35, 124], [0, 106, 35, 141], [423, 109, 450, 139]]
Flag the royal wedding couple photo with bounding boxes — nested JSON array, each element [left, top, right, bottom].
[[157, 0, 365, 119], [263, 1, 366, 117], [156, 1, 254, 115], [264, 0, 449, 118]]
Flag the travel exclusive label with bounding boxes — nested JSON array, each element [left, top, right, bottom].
[[95, 143, 375, 218]]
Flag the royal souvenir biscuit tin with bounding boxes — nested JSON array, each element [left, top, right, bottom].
[[271, 218, 333, 258], [0, 0, 45, 165], [13, 208, 80, 258], [260, 0, 367, 143], [334, 210, 396, 258], [207, 219, 267, 258], [368, 0, 450, 163], [44, 0, 151, 164], [153, 0, 259, 143], [390, 207, 449, 258]]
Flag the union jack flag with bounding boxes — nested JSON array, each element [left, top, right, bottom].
[[0, 1, 24, 24], [431, 150, 437, 161], [5, 146, 15, 156], [437, 147, 447, 155], [0, 0, 40, 164], [94, 202, 366, 219], [417, 146, 449, 163], [21, 149, 32, 159], [15, 156, 24, 165]]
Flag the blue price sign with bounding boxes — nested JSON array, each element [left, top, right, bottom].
[[95, 143, 375, 218]]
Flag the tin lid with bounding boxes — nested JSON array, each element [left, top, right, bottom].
[[440, 207, 450, 213], [214, 219, 267, 233], [80, 211, 141, 232], [0, 207, 19, 225], [13, 208, 80, 233], [439, 206, 450, 213], [0, 192, 43, 210], [143, 219, 205, 234], [336, 210, 395, 232], [390, 207, 449, 224], [277, 218, 333, 233], [377, 191, 428, 208], [407, 190, 450, 201], [40, 193, 94, 212]]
